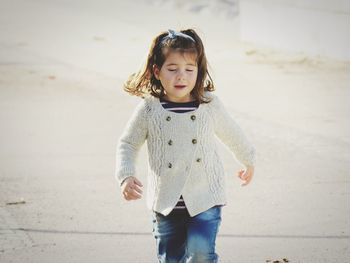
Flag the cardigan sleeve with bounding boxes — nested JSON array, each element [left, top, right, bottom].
[[212, 95, 256, 167], [115, 99, 148, 185]]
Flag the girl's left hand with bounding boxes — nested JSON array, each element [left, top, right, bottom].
[[237, 166, 254, 186]]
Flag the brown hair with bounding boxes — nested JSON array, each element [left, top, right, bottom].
[[123, 28, 215, 103]]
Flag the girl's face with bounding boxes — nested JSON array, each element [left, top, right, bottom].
[[153, 51, 198, 103]]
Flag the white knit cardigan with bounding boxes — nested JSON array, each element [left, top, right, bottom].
[[115, 92, 256, 216]]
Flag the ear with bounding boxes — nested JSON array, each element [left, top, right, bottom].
[[153, 64, 160, 80]]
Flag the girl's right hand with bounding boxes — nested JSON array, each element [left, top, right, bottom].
[[121, 176, 143, 201]]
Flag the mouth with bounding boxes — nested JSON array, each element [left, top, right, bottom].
[[174, 85, 186, 89]]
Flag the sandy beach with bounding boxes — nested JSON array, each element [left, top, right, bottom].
[[1, 0, 350, 262]]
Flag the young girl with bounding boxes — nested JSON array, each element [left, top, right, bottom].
[[115, 28, 256, 263]]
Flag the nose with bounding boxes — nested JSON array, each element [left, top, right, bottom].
[[177, 70, 186, 80]]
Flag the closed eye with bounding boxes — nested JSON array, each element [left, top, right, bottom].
[[168, 69, 194, 72]]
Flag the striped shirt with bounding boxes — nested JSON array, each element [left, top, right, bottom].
[[160, 96, 199, 214]]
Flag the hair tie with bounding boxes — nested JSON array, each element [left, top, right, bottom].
[[160, 29, 195, 45]]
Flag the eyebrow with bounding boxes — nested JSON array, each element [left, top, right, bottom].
[[165, 63, 197, 66]]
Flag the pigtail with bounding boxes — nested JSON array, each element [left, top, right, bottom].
[[123, 33, 167, 98]]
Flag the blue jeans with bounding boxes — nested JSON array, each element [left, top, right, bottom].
[[151, 205, 222, 263]]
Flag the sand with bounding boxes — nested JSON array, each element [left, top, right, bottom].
[[1, 0, 350, 262]]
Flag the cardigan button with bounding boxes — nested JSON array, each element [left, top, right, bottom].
[[192, 139, 197, 144], [191, 115, 196, 121], [168, 140, 173, 145], [196, 158, 201, 162], [168, 162, 172, 168], [166, 116, 171, 121]]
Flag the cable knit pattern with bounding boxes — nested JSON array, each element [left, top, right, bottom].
[[115, 91, 256, 216]]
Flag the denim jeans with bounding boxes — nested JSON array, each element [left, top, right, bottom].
[[151, 205, 222, 263]]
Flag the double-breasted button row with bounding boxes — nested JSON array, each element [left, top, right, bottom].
[[168, 160, 200, 169], [167, 139, 197, 145], [166, 115, 196, 121], [168, 158, 201, 169], [165, 114, 197, 169]]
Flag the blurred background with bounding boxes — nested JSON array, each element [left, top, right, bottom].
[[1, 0, 349, 262]]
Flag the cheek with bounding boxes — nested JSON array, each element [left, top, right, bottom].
[[190, 73, 198, 82], [163, 72, 175, 81], [159, 76, 169, 85]]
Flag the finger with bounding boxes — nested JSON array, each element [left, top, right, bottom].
[[133, 185, 143, 195], [241, 176, 252, 186], [123, 186, 138, 196], [238, 169, 246, 176], [122, 186, 132, 195], [133, 178, 143, 187], [246, 174, 253, 184], [125, 196, 134, 201], [127, 189, 142, 199], [245, 171, 253, 181], [121, 181, 132, 192], [239, 170, 245, 177], [239, 172, 248, 180], [124, 193, 139, 201], [123, 192, 131, 200], [128, 193, 141, 200], [122, 186, 134, 196]]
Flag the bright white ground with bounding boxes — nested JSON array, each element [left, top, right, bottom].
[[1, 1, 350, 262]]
